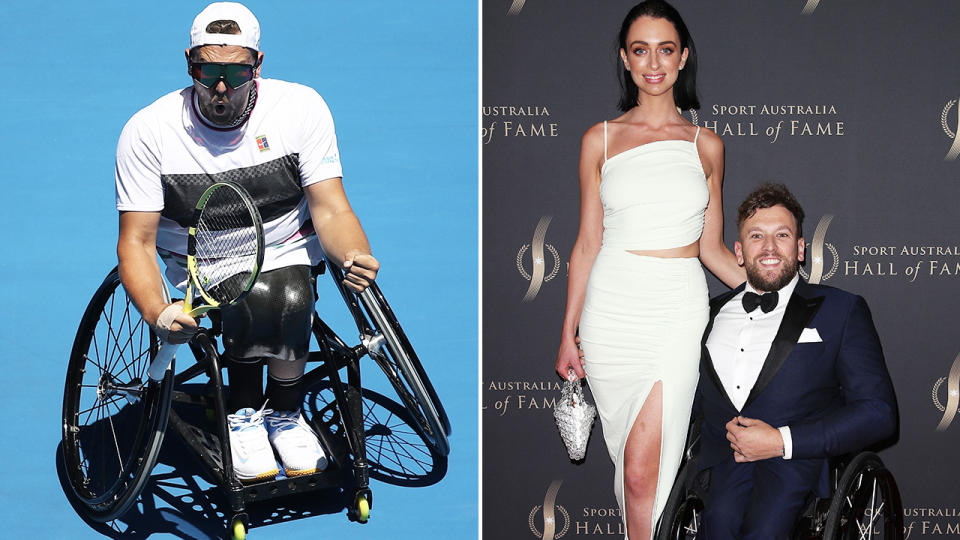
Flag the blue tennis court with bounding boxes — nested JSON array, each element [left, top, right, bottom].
[[0, 2, 477, 538]]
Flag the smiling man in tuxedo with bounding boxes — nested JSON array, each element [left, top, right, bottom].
[[696, 183, 897, 539]]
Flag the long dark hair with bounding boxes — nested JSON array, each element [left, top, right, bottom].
[[616, 0, 700, 112]]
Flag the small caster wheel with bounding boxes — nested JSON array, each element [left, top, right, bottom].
[[231, 518, 246, 540], [355, 495, 370, 523]]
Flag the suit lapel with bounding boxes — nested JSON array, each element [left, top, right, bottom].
[[743, 280, 824, 409], [702, 284, 744, 410], [703, 285, 744, 346]]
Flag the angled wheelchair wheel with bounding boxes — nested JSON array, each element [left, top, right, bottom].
[[656, 416, 704, 540], [823, 452, 903, 540], [656, 462, 704, 540], [305, 381, 448, 487], [357, 284, 450, 456], [329, 265, 450, 456], [61, 267, 174, 522], [656, 452, 707, 540]]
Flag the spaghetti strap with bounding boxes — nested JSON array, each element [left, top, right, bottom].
[[693, 126, 701, 145], [604, 121, 608, 162]]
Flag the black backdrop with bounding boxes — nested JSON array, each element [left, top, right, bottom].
[[483, 1, 960, 538]]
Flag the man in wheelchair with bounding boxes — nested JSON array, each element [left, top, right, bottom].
[[114, 3, 378, 484], [694, 184, 896, 539]]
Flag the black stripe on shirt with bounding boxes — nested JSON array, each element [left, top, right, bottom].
[[160, 154, 304, 227]]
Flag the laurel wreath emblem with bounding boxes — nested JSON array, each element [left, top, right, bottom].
[[942, 99, 957, 139], [799, 243, 839, 281], [678, 108, 699, 126], [528, 504, 570, 538], [517, 244, 561, 282], [933, 377, 948, 411]]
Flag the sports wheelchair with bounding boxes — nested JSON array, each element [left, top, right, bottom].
[[655, 419, 903, 540], [60, 262, 451, 539]]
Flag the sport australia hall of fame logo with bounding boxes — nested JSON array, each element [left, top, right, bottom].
[[529, 480, 571, 539], [518, 216, 562, 302], [799, 214, 839, 284], [941, 97, 960, 161], [932, 352, 960, 431]]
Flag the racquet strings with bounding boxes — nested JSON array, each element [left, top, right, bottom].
[[193, 185, 260, 305]]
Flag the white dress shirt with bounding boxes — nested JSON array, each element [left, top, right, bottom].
[[705, 274, 799, 459]]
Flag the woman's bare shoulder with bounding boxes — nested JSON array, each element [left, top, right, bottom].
[[696, 125, 724, 156], [581, 121, 608, 154]]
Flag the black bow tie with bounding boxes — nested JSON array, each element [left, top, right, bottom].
[[742, 291, 779, 313]]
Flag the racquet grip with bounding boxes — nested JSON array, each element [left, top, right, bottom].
[[183, 282, 194, 313], [147, 341, 179, 381]]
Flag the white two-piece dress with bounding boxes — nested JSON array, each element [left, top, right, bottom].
[[579, 122, 710, 539]]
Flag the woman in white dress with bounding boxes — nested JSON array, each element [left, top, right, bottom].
[[554, 2, 745, 539]]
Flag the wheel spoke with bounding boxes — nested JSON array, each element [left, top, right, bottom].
[[865, 478, 879, 540], [382, 434, 418, 473], [363, 400, 421, 438], [104, 303, 135, 378], [80, 397, 104, 426], [113, 348, 149, 386], [381, 436, 420, 474], [90, 332, 107, 380], [118, 299, 135, 380], [364, 412, 431, 464], [83, 351, 107, 374], [121, 301, 150, 379], [95, 396, 106, 491], [101, 296, 118, 372], [100, 307, 121, 375], [107, 323, 151, 386], [368, 433, 392, 468], [78, 400, 102, 419], [134, 317, 152, 374], [79, 395, 124, 421], [104, 298, 141, 379], [106, 409, 124, 471], [115, 297, 136, 375], [363, 414, 430, 473]]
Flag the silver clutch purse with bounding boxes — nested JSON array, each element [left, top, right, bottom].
[[554, 370, 597, 460]]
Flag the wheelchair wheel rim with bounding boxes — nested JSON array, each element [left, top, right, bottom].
[[824, 453, 902, 540], [60, 268, 172, 520]]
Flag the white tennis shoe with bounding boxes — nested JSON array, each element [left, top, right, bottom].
[[227, 406, 279, 483], [264, 409, 329, 476]]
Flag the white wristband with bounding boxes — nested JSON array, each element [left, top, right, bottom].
[[777, 426, 793, 460]]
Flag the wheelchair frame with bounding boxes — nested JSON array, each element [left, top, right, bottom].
[[655, 419, 903, 540], [60, 263, 450, 538]]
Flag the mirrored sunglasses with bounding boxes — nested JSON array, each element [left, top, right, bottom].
[[189, 62, 256, 89]]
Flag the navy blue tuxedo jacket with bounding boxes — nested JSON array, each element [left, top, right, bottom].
[[695, 279, 897, 496]]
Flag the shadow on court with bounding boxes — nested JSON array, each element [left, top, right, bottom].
[[56, 380, 448, 538]]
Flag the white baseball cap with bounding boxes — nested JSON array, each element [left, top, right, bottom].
[[189, 2, 260, 51]]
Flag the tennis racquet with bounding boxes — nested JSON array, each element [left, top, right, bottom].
[[147, 181, 265, 380]]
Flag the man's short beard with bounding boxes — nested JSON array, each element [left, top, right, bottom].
[[196, 81, 256, 128], [745, 258, 800, 293]]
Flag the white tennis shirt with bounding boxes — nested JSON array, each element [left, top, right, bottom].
[[115, 78, 343, 290]]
